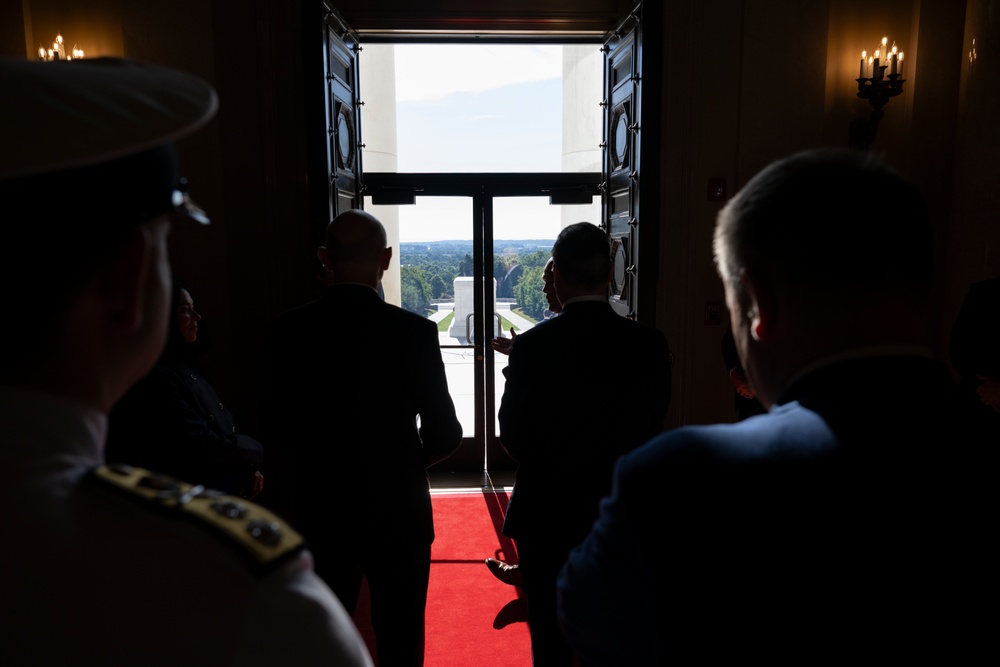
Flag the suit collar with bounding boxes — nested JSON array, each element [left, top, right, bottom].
[[321, 283, 382, 305], [560, 294, 607, 307], [561, 299, 613, 314], [777, 353, 948, 407]]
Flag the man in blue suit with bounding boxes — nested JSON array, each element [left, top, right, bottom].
[[557, 149, 993, 664], [499, 222, 673, 666]]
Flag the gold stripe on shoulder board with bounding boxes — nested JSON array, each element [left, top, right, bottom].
[[93, 463, 304, 568]]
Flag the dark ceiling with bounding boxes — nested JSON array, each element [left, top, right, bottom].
[[335, 0, 634, 36]]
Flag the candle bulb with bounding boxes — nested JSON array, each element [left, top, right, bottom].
[[898, 51, 904, 77], [868, 56, 874, 79], [860, 50, 867, 78], [873, 49, 880, 78], [38, 46, 46, 61]]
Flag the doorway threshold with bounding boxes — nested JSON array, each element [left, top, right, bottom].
[[429, 468, 515, 493]]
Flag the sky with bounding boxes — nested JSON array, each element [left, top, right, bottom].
[[394, 44, 562, 105], [359, 44, 601, 243]]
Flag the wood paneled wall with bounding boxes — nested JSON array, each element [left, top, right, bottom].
[[6, 0, 997, 435]]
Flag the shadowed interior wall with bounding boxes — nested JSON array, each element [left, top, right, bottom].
[[6, 0, 997, 436]]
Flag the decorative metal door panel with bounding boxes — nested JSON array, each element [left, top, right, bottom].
[[602, 1, 661, 324], [323, 5, 362, 218]]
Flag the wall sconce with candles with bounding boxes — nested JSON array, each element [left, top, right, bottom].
[[850, 36, 905, 150], [38, 34, 84, 61]]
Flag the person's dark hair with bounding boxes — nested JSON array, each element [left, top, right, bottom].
[[551, 222, 611, 289], [714, 149, 932, 304], [164, 277, 210, 365]]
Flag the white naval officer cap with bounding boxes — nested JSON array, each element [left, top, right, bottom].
[[0, 56, 218, 227], [0, 57, 218, 375]]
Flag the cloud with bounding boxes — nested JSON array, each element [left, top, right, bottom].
[[394, 44, 561, 102]]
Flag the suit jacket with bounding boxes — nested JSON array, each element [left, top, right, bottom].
[[107, 355, 263, 496], [557, 353, 994, 665], [259, 284, 462, 544], [949, 275, 1000, 389], [498, 299, 672, 545]]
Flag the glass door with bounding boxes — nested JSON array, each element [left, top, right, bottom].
[[365, 173, 599, 473]]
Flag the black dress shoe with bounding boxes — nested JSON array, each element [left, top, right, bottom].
[[486, 557, 524, 587]]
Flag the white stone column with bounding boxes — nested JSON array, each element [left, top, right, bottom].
[[359, 44, 401, 306], [562, 45, 603, 228]]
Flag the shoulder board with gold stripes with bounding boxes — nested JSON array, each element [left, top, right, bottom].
[[91, 463, 305, 575]]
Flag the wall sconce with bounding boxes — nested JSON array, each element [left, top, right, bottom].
[[38, 34, 84, 61], [850, 36, 905, 150]]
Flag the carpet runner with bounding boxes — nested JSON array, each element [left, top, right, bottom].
[[353, 489, 531, 666]]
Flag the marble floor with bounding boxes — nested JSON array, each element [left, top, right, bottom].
[[428, 468, 515, 493]]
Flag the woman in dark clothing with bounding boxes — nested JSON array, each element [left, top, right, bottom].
[[107, 278, 264, 498]]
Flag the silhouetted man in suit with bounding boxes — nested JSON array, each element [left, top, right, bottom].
[[498, 221, 672, 666], [261, 209, 462, 666], [558, 149, 994, 665]]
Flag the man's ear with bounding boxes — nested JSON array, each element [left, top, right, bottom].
[[380, 246, 392, 271], [317, 246, 330, 269], [738, 267, 773, 342], [101, 226, 152, 332]]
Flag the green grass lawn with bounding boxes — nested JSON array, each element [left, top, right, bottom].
[[437, 312, 455, 332], [498, 315, 520, 335], [436, 311, 531, 336]]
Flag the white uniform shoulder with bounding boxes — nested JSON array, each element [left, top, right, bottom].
[[91, 463, 304, 575]]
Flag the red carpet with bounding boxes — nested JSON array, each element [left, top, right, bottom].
[[425, 491, 530, 666], [353, 490, 531, 666]]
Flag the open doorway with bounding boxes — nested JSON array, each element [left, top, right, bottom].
[[358, 43, 603, 474], [317, 2, 659, 476]]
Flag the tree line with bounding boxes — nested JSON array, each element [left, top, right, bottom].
[[399, 246, 553, 321]]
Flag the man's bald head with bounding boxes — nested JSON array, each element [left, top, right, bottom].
[[319, 210, 392, 287]]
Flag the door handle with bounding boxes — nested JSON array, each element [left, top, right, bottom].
[[465, 313, 503, 345]]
